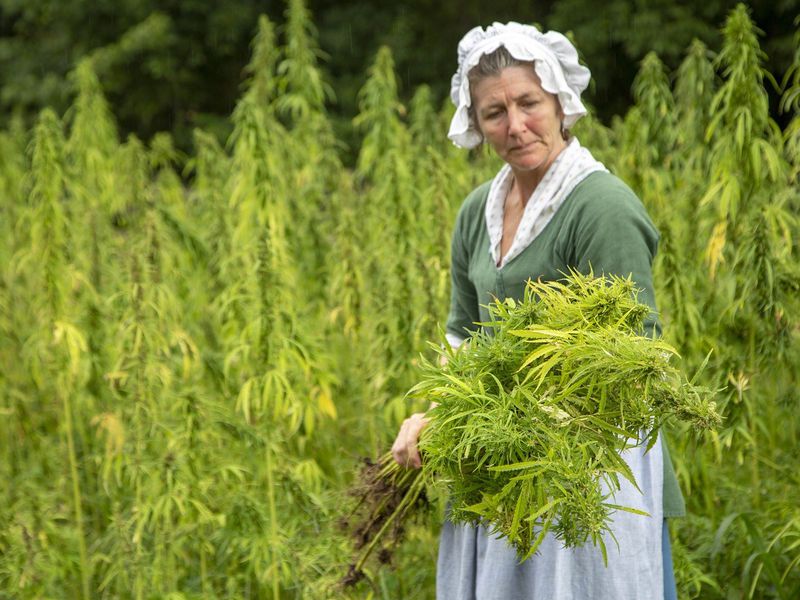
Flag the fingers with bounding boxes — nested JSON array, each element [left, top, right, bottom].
[[391, 418, 416, 468], [391, 413, 429, 469]]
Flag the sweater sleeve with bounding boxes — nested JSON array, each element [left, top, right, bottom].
[[446, 192, 482, 341], [567, 175, 685, 517], [568, 177, 662, 338]]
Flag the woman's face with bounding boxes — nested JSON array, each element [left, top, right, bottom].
[[472, 66, 566, 178]]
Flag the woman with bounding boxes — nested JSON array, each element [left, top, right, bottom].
[[391, 22, 682, 599]]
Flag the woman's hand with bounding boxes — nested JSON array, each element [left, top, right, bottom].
[[392, 348, 452, 469], [391, 412, 430, 469]]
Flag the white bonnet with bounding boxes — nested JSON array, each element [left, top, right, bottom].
[[448, 22, 591, 149]]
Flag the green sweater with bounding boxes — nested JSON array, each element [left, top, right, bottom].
[[446, 170, 685, 518]]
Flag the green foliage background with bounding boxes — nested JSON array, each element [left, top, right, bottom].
[[1, 0, 798, 151], [1, 1, 799, 598]]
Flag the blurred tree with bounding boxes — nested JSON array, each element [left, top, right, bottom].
[[547, 0, 799, 119], [0, 0, 280, 146]]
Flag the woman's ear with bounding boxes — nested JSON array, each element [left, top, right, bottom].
[[556, 100, 565, 121]]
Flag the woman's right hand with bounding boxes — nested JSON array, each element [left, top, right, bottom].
[[392, 348, 451, 469], [391, 412, 430, 469]]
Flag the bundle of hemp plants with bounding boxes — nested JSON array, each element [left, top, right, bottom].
[[343, 271, 720, 580], [413, 271, 721, 561]]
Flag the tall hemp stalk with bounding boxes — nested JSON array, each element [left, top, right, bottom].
[[277, 0, 340, 286], [28, 108, 92, 599], [103, 136, 163, 599], [62, 62, 128, 561], [652, 41, 721, 531], [655, 39, 718, 357], [275, 0, 340, 455], [90, 133, 150, 597], [65, 59, 120, 411], [406, 86, 457, 339], [223, 12, 335, 596], [352, 46, 428, 439], [227, 26, 288, 596], [701, 4, 797, 454], [626, 51, 684, 344]]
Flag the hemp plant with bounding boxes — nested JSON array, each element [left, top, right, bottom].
[[648, 39, 717, 358], [276, 0, 342, 285], [25, 108, 92, 599], [413, 272, 720, 560]]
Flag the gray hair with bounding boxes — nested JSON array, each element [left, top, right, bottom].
[[467, 46, 569, 142]]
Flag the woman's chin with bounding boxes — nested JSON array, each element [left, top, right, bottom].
[[507, 156, 547, 174]]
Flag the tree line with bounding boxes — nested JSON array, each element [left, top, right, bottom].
[[1, 0, 797, 157]]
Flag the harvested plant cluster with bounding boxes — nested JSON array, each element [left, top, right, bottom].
[[414, 272, 720, 559]]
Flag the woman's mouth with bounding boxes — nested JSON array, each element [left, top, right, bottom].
[[511, 141, 537, 153]]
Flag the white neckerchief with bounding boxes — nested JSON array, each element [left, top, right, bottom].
[[486, 137, 607, 268]]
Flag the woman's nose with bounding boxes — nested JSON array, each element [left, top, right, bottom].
[[507, 106, 526, 135]]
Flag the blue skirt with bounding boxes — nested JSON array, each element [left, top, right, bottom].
[[662, 519, 678, 600]]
